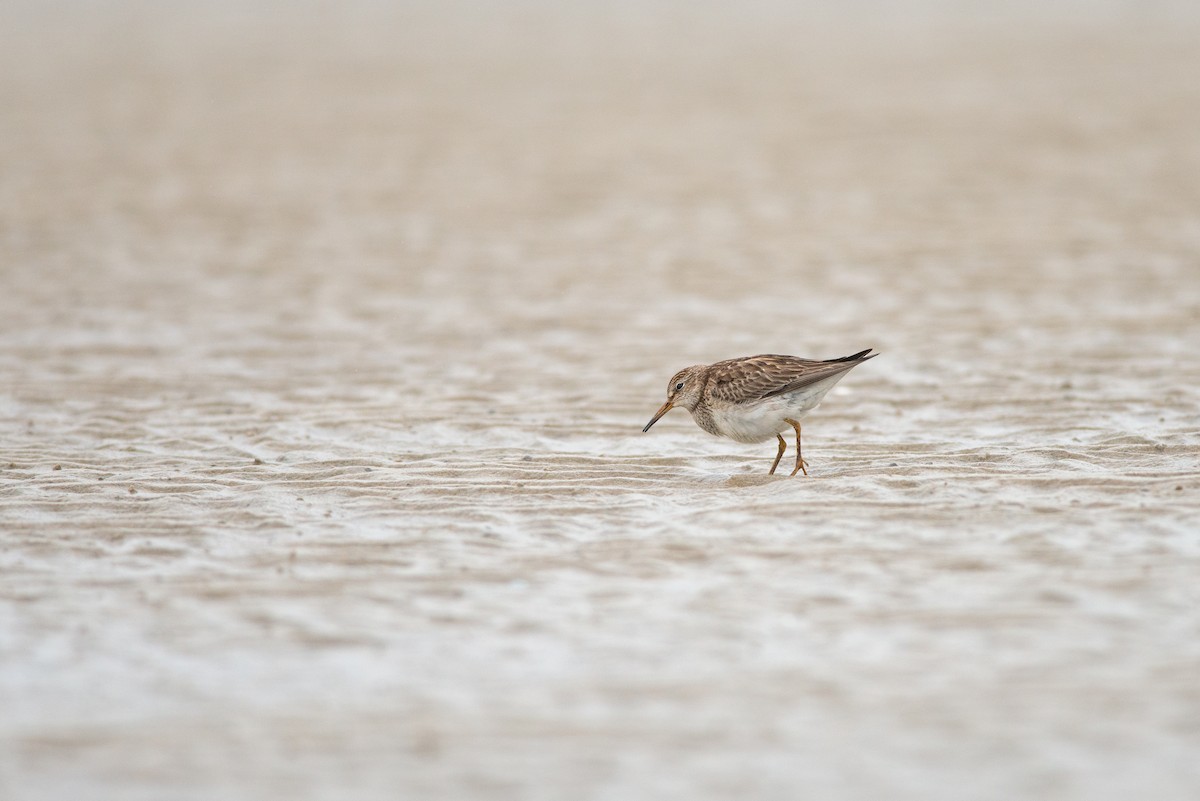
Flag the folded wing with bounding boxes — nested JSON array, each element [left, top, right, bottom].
[[707, 350, 875, 403]]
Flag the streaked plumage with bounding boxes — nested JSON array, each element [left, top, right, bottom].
[[642, 349, 876, 475]]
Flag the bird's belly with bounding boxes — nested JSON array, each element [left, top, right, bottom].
[[707, 396, 814, 444], [704, 376, 850, 443]]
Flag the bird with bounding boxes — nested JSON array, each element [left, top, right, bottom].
[[642, 349, 876, 476]]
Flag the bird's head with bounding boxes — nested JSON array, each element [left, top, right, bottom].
[[642, 366, 706, 432]]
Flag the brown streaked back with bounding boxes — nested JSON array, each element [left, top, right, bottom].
[[706, 350, 875, 403]]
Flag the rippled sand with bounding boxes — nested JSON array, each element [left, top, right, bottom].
[[3, 2, 1199, 799]]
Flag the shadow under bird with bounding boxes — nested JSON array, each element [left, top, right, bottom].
[[642, 349, 877, 476]]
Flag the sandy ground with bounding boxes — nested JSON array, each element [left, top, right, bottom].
[[2, 2, 1199, 799]]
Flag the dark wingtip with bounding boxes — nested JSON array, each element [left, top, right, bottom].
[[824, 348, 876, 363]]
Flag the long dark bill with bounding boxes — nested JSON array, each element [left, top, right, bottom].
[[642, 401, 674, 432]]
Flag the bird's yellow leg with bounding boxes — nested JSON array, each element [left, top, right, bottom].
[[784, 418, 808, 476], [768, 433, 787, 475]]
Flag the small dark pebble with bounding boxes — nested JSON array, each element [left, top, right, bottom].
[[1177, 486, 1184, 491], [889, 462, 899, 467], [53, 464, 62, 471], [253, 458, 263, 465]]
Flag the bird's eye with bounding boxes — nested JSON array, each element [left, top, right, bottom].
[[675, 382, 685, 391]]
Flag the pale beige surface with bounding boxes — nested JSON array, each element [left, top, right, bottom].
[[2, 2, 1199, 800]]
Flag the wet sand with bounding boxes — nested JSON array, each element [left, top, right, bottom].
[[2, 2, 1199, 799]]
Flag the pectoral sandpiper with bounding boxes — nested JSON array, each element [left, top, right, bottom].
[[642, 349, 876, 476]]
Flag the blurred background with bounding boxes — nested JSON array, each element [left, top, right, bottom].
[[2, 2, 1198, 800]]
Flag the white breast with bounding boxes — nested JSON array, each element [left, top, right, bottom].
[[699, 373, 852, 444]]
